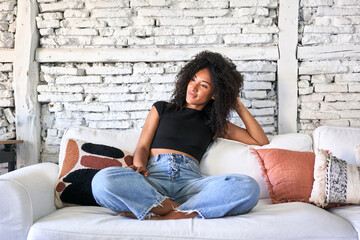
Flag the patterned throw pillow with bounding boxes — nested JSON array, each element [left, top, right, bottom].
[[55, 138, 133, 208], [310, 149, 360, 207]]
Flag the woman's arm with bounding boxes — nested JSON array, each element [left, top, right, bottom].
[[223, 97, 269, 146], [130, 106, 160, 177]]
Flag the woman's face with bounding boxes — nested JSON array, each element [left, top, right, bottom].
[[185, 68, 214, 111]]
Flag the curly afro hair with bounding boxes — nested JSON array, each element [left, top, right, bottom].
[[168, 51, 243, 138]]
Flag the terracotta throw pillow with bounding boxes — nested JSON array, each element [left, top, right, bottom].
[[55, 138, 133, 208], [310, 149, 360, 207], [250, 148, 315, 204]]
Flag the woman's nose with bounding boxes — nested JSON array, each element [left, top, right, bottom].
[[191, 82, 199, 91]]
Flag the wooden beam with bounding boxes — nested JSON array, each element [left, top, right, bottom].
[[298, 45, 360, 60], [35, 46, 279, 63], [0, 49, 14, 62], [277, 0, 299, 134], [0, 140, 24, 144], [13, 0, 40, 168]]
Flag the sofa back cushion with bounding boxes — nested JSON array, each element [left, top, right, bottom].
[[200, 133, 313, 199], [313, 125, 360, 165], [59, 127, 313, 200]]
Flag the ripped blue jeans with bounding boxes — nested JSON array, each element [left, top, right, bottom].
[[91, 153, 260, 220]]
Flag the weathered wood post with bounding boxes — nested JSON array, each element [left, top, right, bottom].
[[277, 0, 299, 133], [13, 0, 40, 168]]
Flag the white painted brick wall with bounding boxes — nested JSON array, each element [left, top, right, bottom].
[[30, 0, 281, 163], [39, 2, 84, 12], [38, 59, 278, 163], [224, 34, 273, 45], [0, 59, 16, 173], [0, 0, 15, 50], [0, 62, 15, 156], [38, 94, 84, 102], [86, 0, 130, 9], [37, 85, 83, 93], [298, 1, 360, 134], [64, 9, 88, 18], [130, 0, 172, 8], [36, 0, 278, 48], [56, 76, 102, 84]]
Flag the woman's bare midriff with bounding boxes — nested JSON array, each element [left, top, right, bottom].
[[150, 148, 199, 164]]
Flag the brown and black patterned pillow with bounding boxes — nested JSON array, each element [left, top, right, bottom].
[[55, 138, 133, 208]]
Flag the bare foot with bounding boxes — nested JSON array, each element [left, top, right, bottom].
[[148, 210, 198, 220], [117, 199, 192, 220], [118, 212, 137, 219], [150, 198, 181, 216]]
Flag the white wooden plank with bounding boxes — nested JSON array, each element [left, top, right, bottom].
[[277, 0, 299, 134], [298, 45, 360, 60], [35, 46, 279, 63], [0, 49, 15, 62], [13, 0, 40, 168]]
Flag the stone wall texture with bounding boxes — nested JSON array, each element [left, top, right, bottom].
[[36, 0, 278, 48], [0, 0, 16, 48], [36, 0, 279, 163], [0, 0, 16, 174], [298, 0, 360, 134]]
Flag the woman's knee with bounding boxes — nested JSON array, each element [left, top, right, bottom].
[[91, 167, 131, 196], [223, 174, 260, 200], [224, 175, 260, 213], [244, 176, 260, 205], [241, 175, 260, 196], [92, 167, 113, 196]]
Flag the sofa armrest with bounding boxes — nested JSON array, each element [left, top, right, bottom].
[[0, 163, 59, 240]]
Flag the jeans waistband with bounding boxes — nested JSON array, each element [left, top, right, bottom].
[[148, 153, 199, 166]]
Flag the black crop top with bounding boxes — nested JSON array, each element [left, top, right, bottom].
[[150, 101, 214, 161]]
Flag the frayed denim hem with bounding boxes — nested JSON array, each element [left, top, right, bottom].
[[174, 207, 205, 219], [138, 196, 167, 220]]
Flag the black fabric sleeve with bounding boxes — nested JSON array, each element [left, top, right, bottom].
[[152, 101, 167, 117]]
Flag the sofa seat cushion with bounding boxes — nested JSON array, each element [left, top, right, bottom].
[[329, 206, 360, 240], [28, 200, 357, 240]]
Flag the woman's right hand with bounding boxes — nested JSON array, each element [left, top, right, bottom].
[[127, 165, 150, 177]]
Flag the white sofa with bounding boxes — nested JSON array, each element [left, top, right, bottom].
[[1, 125, 359, 240]]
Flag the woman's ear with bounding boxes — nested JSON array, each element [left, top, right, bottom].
[[212, 95, 215, 100]]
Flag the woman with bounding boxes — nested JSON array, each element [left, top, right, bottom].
[[91, 51, 269, 220]]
